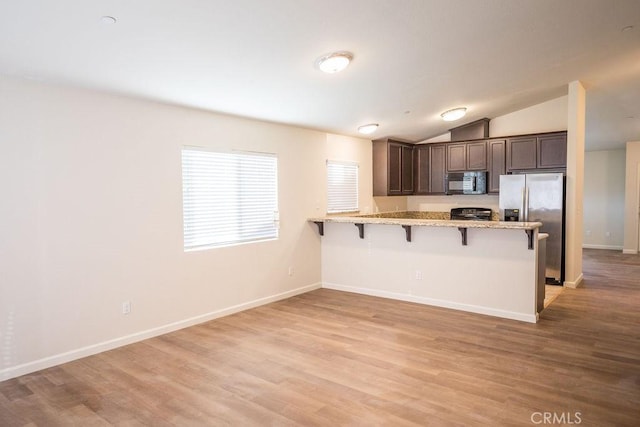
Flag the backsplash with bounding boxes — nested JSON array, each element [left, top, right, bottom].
[[407, 194, 499, 213]]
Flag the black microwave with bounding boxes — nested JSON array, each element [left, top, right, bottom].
[[445, 171, 487, 195]]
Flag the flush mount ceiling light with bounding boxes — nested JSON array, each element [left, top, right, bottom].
[[316, 51, 353, 74], [358, 123, 379, 134], [441, 107, 467, 122], [100, 16, 117, 25]]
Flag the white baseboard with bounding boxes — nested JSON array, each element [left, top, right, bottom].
[[582, 244, 623, 251], [0, 282, 322, 382], [564, 273, 583, 289], [622, 249, 638, 255], [322, 282, 537, 324]]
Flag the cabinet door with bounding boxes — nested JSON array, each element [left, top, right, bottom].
[[387, 143, 403, 194], [447, 144, 466, 172], [414, 145, 430, 194], [538, 133, 567, 168], [507, 136, 537, 170], [488, 140, 506, 193], [466, 141, 487, 170], [401, 145, 414, 194], [429, 144, 447, 194]]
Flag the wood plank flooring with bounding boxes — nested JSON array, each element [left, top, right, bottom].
[[544, 284, 564, 308], [1, 249, 639, 426]]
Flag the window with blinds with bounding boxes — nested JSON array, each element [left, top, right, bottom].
[[181, 148, 278, 251], [327, 160, 359, 214]]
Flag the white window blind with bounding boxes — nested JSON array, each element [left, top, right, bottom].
[[182, 148, 278, 251], [327, 160, 359, 213]]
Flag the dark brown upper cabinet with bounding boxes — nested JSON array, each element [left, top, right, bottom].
[[537, 133, 567, 168], [467, 141, 487, 170], [414, 143, 446, 195], [446, 144, 466, 171], [446, 140, 487, 172], [414, 145, 429, 194], [488, 139, 506, 193], [373, 131, 565, 197], [506, 136, 537, 170], [428, 144, 447, 194], [400, 144, 414, 194], [506, 132, 567, 171], [373, 139, 414, 196]]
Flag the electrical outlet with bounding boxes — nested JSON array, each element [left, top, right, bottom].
[[586, 230, 591, 236], [415, 270, 423, 280], [122, 300, 131, 315], [605, 231, 611, 238], [288, 266, 294, 276]]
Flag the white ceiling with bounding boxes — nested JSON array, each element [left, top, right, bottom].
[[1, 0, 639, 150]]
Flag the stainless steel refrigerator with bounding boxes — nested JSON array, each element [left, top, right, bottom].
[[499, 173, 565, 285]]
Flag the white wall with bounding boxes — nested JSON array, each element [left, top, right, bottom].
[[624, 142, 640, 253], [321, 222, 539, 323], [583, 150, 625, 249], [326, 133, 377, 214], [417, 95, 568, 145], [564, 81, 585, 288], [489, 96, 568, 137], [0, 75, 372, 380]]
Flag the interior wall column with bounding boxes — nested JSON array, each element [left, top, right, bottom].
[[565, 80, 586, 288]]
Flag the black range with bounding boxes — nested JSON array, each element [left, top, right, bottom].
[[450, 207, 492, 221]]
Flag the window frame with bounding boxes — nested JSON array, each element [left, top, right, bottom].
[[181, 147, 279, 251], [326, 159, 359, 214]]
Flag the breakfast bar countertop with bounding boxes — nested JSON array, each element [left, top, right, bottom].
[[308, 211, 542, 231]]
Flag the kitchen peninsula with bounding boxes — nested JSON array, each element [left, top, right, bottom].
[[309, 212, 544, 323]]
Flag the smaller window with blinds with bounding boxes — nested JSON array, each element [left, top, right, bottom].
[[182, 148, 279, 251], [326, 160, 359, 214]]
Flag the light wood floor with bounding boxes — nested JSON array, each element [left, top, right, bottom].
[[543, 284, 564, 308], [1, 249, 639, 426]]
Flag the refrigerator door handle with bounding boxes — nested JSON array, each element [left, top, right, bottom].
[[523, 186, 529, 222]]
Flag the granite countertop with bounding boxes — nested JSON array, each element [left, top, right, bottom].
[[309, 211, 542, 230]]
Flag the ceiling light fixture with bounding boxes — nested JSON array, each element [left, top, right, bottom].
[[100, 16, 117, 25], [316, 51, 353, 74], [358, 123, 379, 134], [441, 107, 467, 122]]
